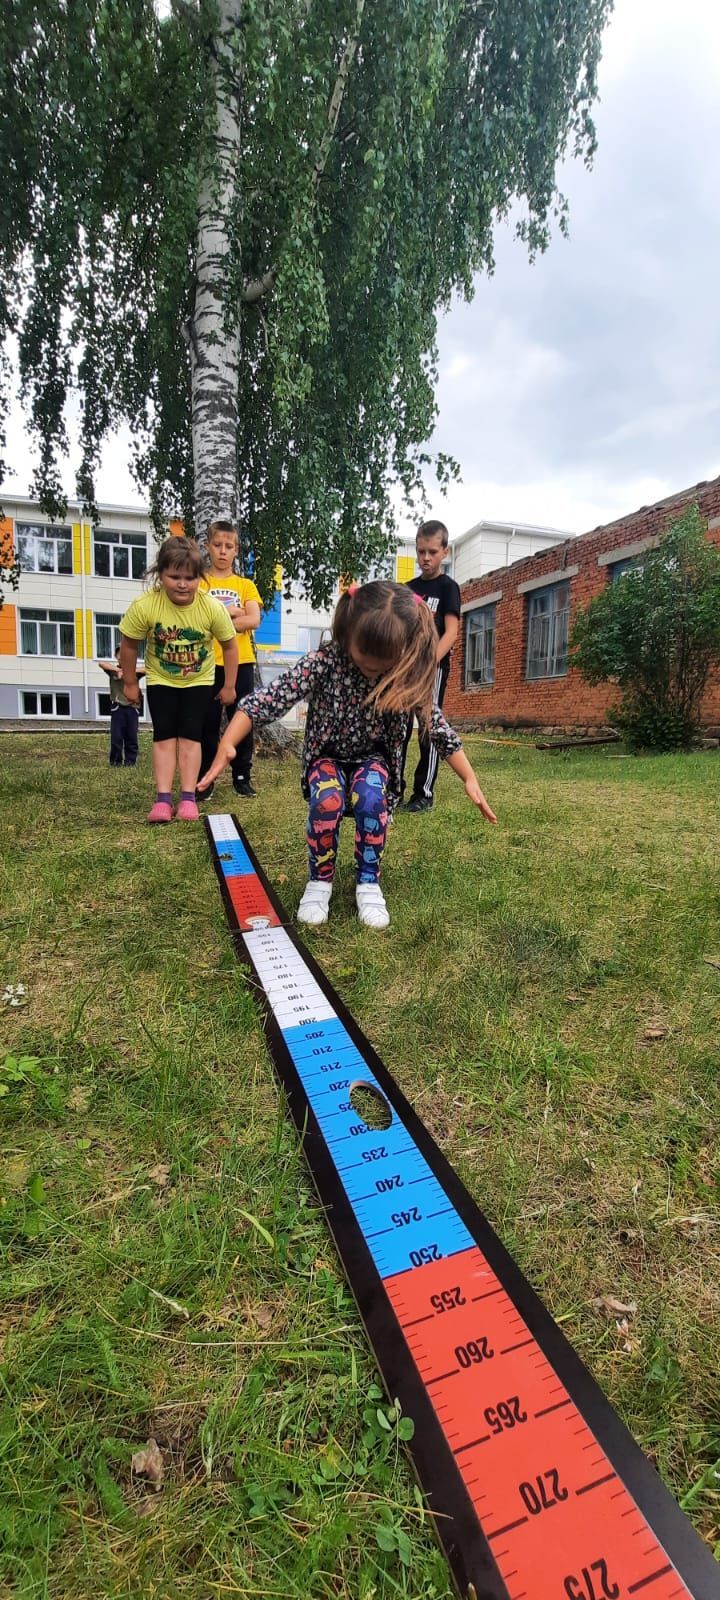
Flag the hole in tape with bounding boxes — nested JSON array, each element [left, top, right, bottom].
[[349, 1080, 392, 1132]]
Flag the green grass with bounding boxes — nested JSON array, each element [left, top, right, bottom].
[[1, 732, 719, 1597]]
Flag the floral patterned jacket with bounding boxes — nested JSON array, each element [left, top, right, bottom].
[[239, 642, 462, 815]]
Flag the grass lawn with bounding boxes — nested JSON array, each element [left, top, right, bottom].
[[1, 731, 719, 1598]]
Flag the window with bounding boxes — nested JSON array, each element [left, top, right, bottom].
[[96, 612, 122, 658], [296, 626, 327, 652], [16, 522, 73, 575], [95, 613, 144, 661], [21, 690, 71, 718], [610, 556, 642, 583], [93, 527, 147, 579], [95, 689, 146, 721], [19, 608, 75, 657], [465, 604, 496, 687], [525, 581, 570, 679]]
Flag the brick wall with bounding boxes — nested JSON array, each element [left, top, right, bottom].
[[445, 476, 720, 735]]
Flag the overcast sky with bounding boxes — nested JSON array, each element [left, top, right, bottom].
[[3, 0, 719, 544]]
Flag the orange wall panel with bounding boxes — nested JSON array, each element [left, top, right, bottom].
[[0, 603, 17, 655], [0, 517, 14, 566]]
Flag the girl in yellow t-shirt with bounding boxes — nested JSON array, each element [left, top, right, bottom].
[[198, 519, 263, 800], [119, 536, 238, 824]]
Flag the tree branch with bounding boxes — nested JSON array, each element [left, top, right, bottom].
[[242, 268, 276, 304], [241, 0, 365, 305], [313, 0, 366, 190]]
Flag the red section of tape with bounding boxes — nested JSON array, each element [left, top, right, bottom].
[[385, 1248, 691, 1600], [224, 873, 281, 931]]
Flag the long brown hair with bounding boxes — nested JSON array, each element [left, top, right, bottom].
[[332, 580, 438, 728]]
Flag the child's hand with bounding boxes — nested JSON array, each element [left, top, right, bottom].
[[227, 604, 244, 620], [197, 737, 236, 790], [465, 777, 497, 822], [217, 684, 237, 706]]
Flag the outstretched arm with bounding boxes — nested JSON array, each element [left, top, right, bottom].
[[197, 709, 252, 790], [446, 747, 497, 822]]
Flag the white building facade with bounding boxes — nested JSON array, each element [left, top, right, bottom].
[[0, 496, 570, 723]]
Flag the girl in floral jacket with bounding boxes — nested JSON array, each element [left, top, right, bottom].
[[198, 580, 496, 929]]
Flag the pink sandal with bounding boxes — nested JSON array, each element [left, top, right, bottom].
[[147, 800, 173, 824], [175, 799, 200, 821]]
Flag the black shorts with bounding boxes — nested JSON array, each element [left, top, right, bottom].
[[146, 683, 216, 743]]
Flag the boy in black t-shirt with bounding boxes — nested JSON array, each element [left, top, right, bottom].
[[402, 519, 461, 811]]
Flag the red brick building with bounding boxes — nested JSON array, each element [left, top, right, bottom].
[[444, 475, 720, 736]]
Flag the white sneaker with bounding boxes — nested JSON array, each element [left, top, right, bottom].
[[356, 883, 390, 930], [297, 880, 333, 926]]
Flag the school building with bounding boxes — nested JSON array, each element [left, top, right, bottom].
[[0, 495, 350, 724], [443, 475, 720, 737], [0, 495, 566, 726]]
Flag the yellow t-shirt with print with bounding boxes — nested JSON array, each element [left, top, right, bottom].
[[119, 590, 235, 688], [200, 573, 262, 666]]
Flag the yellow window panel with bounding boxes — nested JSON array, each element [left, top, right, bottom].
[[396, 555, 416, 583], [83, 523, 92, 573], [74, 610, 85, 659]]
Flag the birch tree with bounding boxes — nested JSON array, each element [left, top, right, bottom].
[[1, 0, 612, 602]]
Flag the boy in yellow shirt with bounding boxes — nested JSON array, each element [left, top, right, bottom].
[[198, 519, 263, 798]]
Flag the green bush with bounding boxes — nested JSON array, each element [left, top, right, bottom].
[[571, 505, 720, 751]]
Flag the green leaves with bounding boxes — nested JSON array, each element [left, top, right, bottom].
[[2, 0, 612, 593], [571, 505, 720, 750]]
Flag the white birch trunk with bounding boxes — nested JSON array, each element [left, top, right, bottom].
[[190, 0, 243, 543]]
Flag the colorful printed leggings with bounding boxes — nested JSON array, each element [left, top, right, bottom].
[[306, 758, 390, 884]]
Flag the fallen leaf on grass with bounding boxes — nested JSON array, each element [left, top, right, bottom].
[[641, 1024, 667, 1042], [147, 1286, 190, 1320], [251, 1302, 274, 1330], [615, 1318, 640, 1355], [591, 1295, 638, 1320], [276, 873, 289, 884], [147, 1163, 171, 1188], [703, 955, 720, 971], [67, 1085, 92, 1112], [131, 1438, 165, 1491]]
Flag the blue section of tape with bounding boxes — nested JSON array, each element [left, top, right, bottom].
[[281, 1019, 474, 1278], [215, 841, 254, 876]]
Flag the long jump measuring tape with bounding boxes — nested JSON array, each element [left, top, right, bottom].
[[204, 813, 719, 1600]]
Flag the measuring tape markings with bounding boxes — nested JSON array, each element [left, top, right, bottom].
[[205, 813, 719, 1600]]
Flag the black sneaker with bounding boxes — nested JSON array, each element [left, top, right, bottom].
[[196, 781, 214, 802], [233, 777, 257, 798], [405, 794, 433, 812]]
